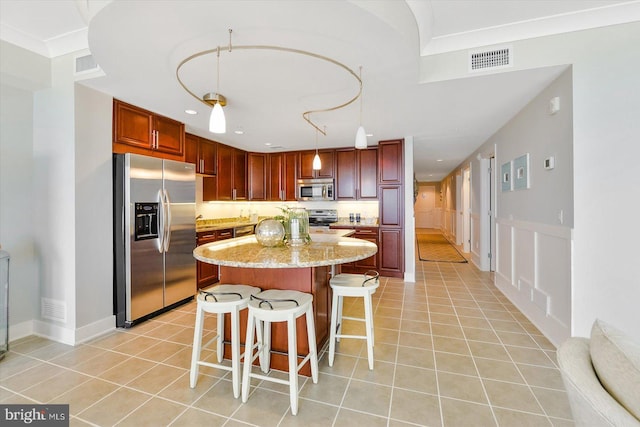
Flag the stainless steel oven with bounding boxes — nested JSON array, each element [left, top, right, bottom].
[[297, 179, 334, 201]]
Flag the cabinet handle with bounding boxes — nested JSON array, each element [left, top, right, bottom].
[[357, 230, 374, 234], [200, 159, 204, 173], [232, 188, 236, 200], [153, 130, 158, 149]]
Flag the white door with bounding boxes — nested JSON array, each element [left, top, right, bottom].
[[462, 167, 471, 253], [414, 185, 435, 228]]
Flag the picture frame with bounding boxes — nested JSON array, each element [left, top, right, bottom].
[[513, 153, 530, 190]]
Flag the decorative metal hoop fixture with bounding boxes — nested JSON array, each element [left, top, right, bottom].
[[176, 29, 362, 136]]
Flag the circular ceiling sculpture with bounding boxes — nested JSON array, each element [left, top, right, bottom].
[[176, 30, 362, 136]]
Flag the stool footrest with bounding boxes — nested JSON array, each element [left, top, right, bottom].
[[196, 360, 232, 372], [248, 372, 289, 385], [342, 316, 366, 323], [336, 334, 367, 340]]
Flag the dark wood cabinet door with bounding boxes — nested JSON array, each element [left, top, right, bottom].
[[299, 150, 334, 179], [353, 228, 379, 270], [358, 148, 378, 199], [248, 153, 267, 201], [284, 152, 298, 200], [196, 231, 218, 289], [268, 152, 283, 201], [336, 149, 357, 200], [113, 100, 152, 149], [216, 144, 234, 200], [233, 149, 247, 200], [203, 176, 217, 201], [379, 228, 403, 277], [298, 151, 316, 179], [153, 115, 184, 156], [200, 139, 217, 175], [184, 133, 199, 166], [378, 139, 403, 184], [380, 185, 403, 227]]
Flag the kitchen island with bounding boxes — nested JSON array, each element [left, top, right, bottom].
[[193, 231, 377, 375]]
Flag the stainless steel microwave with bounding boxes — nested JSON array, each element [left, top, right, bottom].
[[297, 179, 334, 201]]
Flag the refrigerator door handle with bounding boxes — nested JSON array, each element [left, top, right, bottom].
[[156, 189, 165, 253], [163, 189, 172, 252]]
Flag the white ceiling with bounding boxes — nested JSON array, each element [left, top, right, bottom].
[[2, 0, 638, 181]]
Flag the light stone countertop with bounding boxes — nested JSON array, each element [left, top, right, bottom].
[[193, 232, 376, 268]]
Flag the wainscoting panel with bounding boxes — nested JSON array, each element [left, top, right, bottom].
[[495, 218, 572, 347], [470, 213, 482, 267], [496, 221, 513, 286]]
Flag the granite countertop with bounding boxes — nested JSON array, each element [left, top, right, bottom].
[[193, 233, 376, 268], [196, 217, 260, 233], [330, 220, 379, 228]]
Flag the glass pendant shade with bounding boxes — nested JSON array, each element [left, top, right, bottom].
[[312, 152, 322, 170], [355, 125, 367, 149], [209, 102, 226, 134]]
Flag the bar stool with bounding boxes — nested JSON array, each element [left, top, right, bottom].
[[329, 270, 380, 370], [190, 284, 262, 398], [241, 289, 319, 416]]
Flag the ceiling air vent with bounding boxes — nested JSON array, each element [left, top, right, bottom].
[[469, 46, 512, 72]]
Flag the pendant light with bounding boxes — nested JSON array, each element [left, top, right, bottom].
[[355, 66, 367, 149], [209, 47, 226, 134], [312, 127, 321, 170]]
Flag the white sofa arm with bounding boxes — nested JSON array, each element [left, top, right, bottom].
[[558, 337, 640, 426]]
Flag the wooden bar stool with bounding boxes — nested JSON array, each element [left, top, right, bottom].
[[241, 289, 319, 416], [190, 284, 262, 398], [329, 270, 380, 370]]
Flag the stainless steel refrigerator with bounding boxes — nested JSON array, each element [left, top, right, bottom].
[[113, 153, 196, 327]]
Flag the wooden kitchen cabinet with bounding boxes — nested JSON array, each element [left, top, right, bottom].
[[335, 148, 378, 200], [196, 228, 234, 289], [378, 139, 403, 184], [185, 133, 217, 175], [330, 225, 379, 274], [268, 152, 298, 201], [379, 228, 403, 277], [217, 143, 247, 200], [113, 99, 184, 159], [298, 150, 334, 179], [377, 139, 404, 278], [248, 153, 267, 201]]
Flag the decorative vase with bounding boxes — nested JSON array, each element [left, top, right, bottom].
[[284, 207, 309, 246], [254, 219, 285, 247]]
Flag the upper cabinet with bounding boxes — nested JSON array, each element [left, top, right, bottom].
[[248, 153, 267, 201], [113, 99, 184, 159], [378, 139, 403, 184], [217, 143, 247, 201], [298, 150, 334, 179], [268, 152, 298, 201], [335, 148, 378, 200], [185, 133, 217, 175]]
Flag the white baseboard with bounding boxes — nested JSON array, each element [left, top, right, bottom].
[[9, 320, 35, 343], [75, 315, 115, 344], [12, 315, 116, 346]]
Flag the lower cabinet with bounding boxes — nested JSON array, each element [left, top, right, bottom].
[[330, 226, 379, 274], [196, 228, 233, 289], [379, 228, 404, 278]]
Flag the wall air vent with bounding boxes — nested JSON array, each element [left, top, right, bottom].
[[469, 46, 512, 72], [74, 52, 105, 81], [41, 297, 67, 323]]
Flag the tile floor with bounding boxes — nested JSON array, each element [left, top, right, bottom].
[[0, 233, 573, 426]]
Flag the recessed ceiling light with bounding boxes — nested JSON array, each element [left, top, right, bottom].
[[436, 159, 443, 162], [234, 129, 244, 135], [366, 133, 373, 137], [264, 142, 272, 146], [185, 109, 197, 115]]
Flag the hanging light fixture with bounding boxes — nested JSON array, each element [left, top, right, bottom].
[[312, 126, 322, 170], [355, 66, 367, 149], [205, 46, 226, 134]]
